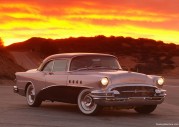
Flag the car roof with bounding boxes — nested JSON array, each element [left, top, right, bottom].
[[43, 53, 115, 63]]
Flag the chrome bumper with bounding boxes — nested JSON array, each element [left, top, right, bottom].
[[91, 89, 166, 106]]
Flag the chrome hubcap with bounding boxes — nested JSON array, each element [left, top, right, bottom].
[[27, 86, 35, 103], [81, 94, 96, 111]]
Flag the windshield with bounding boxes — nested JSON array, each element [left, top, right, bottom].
[[70, 55, 122, 71]]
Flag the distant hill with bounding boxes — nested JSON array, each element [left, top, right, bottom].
[[10, 51, 43, 70], [7, 36, 179, 75], [0, 48, 25, 84]]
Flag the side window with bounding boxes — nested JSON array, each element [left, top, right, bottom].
[[42, 61, 54, 71], [53, 59, 68, 72]]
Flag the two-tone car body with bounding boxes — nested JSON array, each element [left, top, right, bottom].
[[14, 53, 166, 115]]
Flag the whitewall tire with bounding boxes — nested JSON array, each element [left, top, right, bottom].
[[26, 84, 42, 107], [77, 89, 100, 115]]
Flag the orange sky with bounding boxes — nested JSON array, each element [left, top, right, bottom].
[[1, 0, 179, 46]]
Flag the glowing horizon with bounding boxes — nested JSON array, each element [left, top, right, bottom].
[[1, 0, 179, 46]]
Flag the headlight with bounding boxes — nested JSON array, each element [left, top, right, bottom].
[[101, 77, 109, 86], [157, 77, 164, 85]]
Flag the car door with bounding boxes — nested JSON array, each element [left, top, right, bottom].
[[44, 59, 69, 87]]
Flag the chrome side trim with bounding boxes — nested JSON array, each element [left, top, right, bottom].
[[41, 85, 93, 91]]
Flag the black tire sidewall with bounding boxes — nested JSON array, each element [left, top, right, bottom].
[[134, 105, 157, 114]]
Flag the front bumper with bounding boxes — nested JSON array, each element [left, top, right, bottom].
[[91, 88, 166, 106]]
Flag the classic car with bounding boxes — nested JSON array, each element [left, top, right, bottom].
[[14, 53, 166, 115]]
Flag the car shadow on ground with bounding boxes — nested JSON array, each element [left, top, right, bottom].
[[36, 102, 161, 118]]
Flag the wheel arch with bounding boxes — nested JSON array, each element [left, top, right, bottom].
[[72, 86, 91, 103]]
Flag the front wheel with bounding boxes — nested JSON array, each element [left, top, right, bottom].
[[134, 105, 157, 114], [26, 84, 42, 107], [77, 89, 101, 115]]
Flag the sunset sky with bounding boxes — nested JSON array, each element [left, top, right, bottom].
[[0, 0, 179, 46]]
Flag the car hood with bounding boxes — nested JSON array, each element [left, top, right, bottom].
[[99, 71, 154, 85], [73, 70, 154, 85]]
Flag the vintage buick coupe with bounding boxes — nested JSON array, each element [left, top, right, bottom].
[[14, 53, 166, 115]]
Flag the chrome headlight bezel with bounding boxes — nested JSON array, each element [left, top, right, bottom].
[[157, 77, 164, 86], [101, 77, 109, 86]]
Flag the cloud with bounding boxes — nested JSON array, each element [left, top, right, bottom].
[[0, 0, 179, 45]]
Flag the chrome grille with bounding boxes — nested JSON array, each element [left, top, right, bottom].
[[112, 86, 156, 98]]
